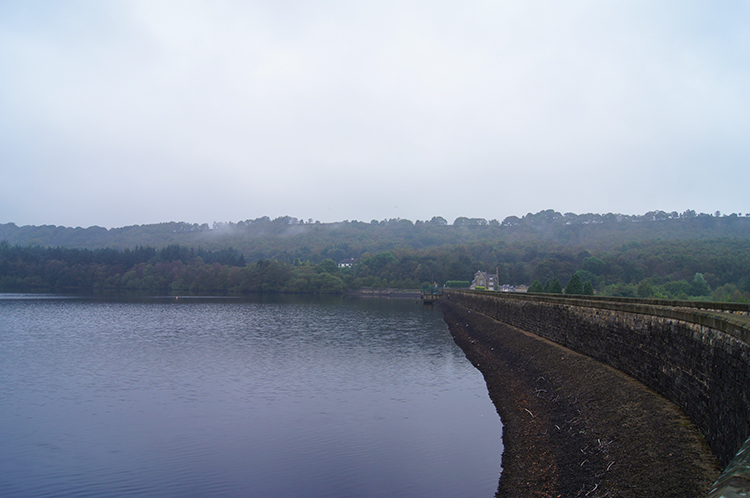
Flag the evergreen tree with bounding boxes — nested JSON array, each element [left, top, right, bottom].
[[548, 278, 563, 294], [583, 281, 594, 296], [565, 273, 584, 295], [528, 280, 544, 293]]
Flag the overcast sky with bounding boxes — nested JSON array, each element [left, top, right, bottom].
[[1, 1, 748, 228]]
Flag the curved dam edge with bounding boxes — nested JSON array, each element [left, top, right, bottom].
[[440, 300, 720, 497]]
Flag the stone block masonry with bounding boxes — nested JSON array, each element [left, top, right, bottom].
[[445, 290, 750, 473]]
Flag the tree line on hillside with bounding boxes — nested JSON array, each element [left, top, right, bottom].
[[0, 242, 343, 294], [2, 237, 749, 301], [2, 210, 749, 263], [350, 238, 750, 301], [0, 243, 246, 268]]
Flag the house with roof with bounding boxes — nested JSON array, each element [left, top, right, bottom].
[[470, 270, 499, 291]]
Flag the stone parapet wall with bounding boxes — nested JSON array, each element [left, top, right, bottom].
[[494, 292, 750, 315], [445, 290, 750, 467]]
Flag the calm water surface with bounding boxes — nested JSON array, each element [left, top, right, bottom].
[[0, 294, 502, 497]]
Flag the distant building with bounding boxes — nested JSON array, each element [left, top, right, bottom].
[[470, 270, 499, 291], [499, 284, 528, 293], [338, 258, 355, 268]]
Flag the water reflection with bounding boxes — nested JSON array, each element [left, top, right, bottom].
[[0, 294, 502, 497]]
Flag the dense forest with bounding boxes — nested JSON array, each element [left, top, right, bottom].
[[0, 242, 345, 295], [2, 209, 749, 261], [1, 210, 749, 300]]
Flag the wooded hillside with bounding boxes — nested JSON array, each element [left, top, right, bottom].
[[2, 210, 749, 300]]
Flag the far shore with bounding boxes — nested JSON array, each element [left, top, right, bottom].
[[345, 288, 421, 299]]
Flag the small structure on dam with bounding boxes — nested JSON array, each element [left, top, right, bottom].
[[420, 283, 442, 304]]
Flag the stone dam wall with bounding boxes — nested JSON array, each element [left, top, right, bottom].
[[444, 290, 750, 471]]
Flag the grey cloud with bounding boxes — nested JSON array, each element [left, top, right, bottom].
[[0, 0, 748, 227]]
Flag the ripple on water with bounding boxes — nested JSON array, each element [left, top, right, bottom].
[[0, 295, 502, 497]]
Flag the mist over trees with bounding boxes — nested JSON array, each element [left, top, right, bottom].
[[2, 209, 748, 260], [1, 210, 750, 300]]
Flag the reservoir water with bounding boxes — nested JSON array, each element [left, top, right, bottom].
[[0, 293, 502, 497]]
